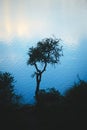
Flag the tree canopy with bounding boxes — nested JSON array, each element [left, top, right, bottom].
[[27, 37, 63, 66]]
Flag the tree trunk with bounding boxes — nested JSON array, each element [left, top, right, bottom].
[[34, 62, 47, 99], [35, 73, 42, 98]]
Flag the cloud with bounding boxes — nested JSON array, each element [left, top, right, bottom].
[[0, 0, 87, 45]]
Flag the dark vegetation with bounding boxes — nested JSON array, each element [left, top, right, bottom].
[[0, 71, 87, 130], [27, 37, 63, 98], [0, 37, 87, 129], [0, 72, 21, 109]]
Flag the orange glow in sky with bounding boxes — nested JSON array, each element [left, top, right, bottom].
[[0, 0, 87, 44]]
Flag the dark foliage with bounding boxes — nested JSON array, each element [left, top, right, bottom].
[[27, 38, 63, 65], [0, 72, 21, 109], [36, 88, 62, 107], [0, 71, 87, 130], [65, 80, 87, 107]]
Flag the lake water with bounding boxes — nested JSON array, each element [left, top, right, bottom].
[[0, 38, 87, 104]]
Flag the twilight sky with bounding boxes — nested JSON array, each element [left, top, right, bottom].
[[0, 0, 87, 103], [0, 0, 87, 45]]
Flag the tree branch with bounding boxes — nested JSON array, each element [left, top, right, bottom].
[[34, 62, 47, 74], [34, 63, 41, 73], [41, 62, 47, 73]]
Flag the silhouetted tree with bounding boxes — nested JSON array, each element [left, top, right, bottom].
[[0, 72, 21, 108], [27, 37, 63, 98]]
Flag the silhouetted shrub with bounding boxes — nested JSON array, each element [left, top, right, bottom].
[[0, 72, 21, 109], [36, 88, 62, 107], [65, 80, 87, 107]]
